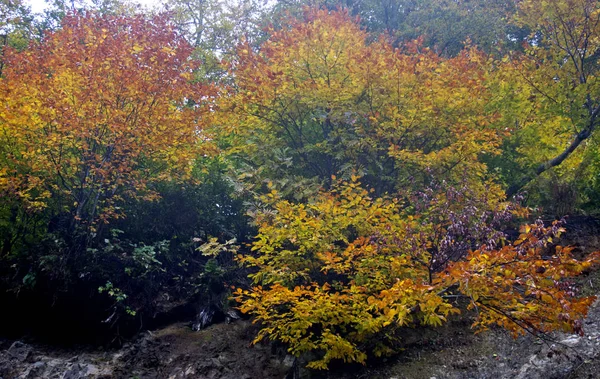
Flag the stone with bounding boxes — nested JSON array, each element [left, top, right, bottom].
[[23, 361, 47, 378], [282, 355, 296, 369], [7, 341, 31, 362], [62, 363, 83, 379]]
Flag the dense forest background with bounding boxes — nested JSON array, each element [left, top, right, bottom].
[[1, 0, 600, 371]]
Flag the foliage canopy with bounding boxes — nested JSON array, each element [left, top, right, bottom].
[[0, 0, 600, 371], [0, 12, 214, 226]]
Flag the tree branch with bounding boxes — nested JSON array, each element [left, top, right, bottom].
[[507, 107, 599, 197]]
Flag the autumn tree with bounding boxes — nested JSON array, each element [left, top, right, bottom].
[[0, 12, 214, 229], [36, 0, 139, 31], [499, 0, 600, 209], [0, 12, 256, 338], [218, 8, 508, 201], [223, 8, 600, 369]]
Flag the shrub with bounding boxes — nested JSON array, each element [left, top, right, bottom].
[[235, 179, 600, 369]]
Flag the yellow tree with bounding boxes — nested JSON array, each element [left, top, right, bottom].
[[235, 179, 600, 369], [505, 0, 600, 200], [217, 8, 506, 198], [0, 12, 215, 228]]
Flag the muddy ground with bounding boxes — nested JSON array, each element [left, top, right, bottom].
[[2, 217, 600, 379]]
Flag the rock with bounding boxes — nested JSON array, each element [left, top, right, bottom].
[[62, 363, 84, 379], [206, 368, 221, 379], [0, 321, 297, 379], [283, 355, 315, 379], [561, 335, 581, 347], [7, 341, 31, 362], [217, 353, 235, 365], [23, 361, 46, 378], [282, 355, 296, 369], [210, 357, 223, 369], [61, 362, 104, 379], [184, 365, 195, 376], [513, 299, 600, 379], [193, 305, 225, 331], [225, 309, 242, 324], [67, 356, 79, 363]]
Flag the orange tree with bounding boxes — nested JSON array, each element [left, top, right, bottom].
[[0, 12, 215, 230], [220, 8, 600, 369]]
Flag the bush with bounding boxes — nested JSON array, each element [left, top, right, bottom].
[[235, 179, 600, 369]]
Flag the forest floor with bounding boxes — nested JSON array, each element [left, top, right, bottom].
[[2, 217, 600, 379]]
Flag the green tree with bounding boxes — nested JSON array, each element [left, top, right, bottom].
[[163, 0, 268, 81], [269, 0, 527, 56], [0, 0, 35, 73]]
